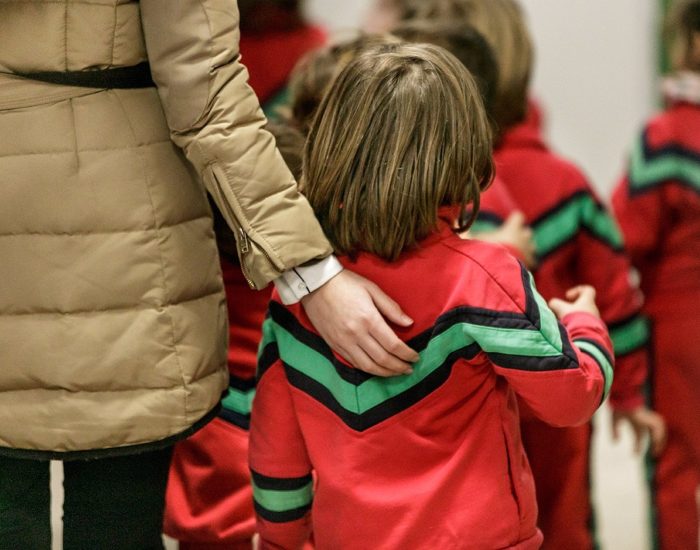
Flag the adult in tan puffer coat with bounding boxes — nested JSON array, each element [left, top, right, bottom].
[[0, 1, 419, 547]]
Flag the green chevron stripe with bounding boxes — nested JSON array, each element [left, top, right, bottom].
[[629, 136, 700, 192], [610, 316, 650, 356], [534, 194, 623, 257], [262, 273, 567, 416], [253, 479, 313, 513], [222, 387, 255, 416], [527, 270, 563, 350], [575, 340, 614, 401]]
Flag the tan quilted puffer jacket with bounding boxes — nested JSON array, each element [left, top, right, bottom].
[[0, 0, 332, 457]]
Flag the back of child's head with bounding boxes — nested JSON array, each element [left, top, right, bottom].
[[302, 43, 493, 262], [392, 20, 498, 119], [387, 0, 533, 132], [667, 0, 700, 71], [288, 32, 401, 134]]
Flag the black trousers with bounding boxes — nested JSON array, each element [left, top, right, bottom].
[[0, 447, 173, 550]]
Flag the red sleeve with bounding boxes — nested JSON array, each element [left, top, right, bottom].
[[249, 355, 313, 550], [504, 310, 613, 427], [487, 268, 613, 426], [462, 248, 612, 427]]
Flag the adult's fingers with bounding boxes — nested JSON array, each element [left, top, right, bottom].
[[359, 334, 414, 376], [366, 309, 420, 364], [344, 343, 404, 378], [364, 279, 414, 328]]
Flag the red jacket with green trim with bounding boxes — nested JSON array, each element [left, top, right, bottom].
[[249, 222, 613, 550], [219, 256, 270, 429], [478, 122, 650, 411], [612, 102, 700, 314]]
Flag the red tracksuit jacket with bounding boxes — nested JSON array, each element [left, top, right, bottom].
[[612, 101, 700, 310], [612, 100, 700, 548], [249, 222, 614, 550], [480, 123, 650, 410]]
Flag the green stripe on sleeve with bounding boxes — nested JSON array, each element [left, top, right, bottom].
[[574, 340, 614, 401], [253, 479, 313, 513], [629, 136, 700, 192], [222, 387, 255, 416], [526, 271, 564, 351], [610, 316, 650, 356]]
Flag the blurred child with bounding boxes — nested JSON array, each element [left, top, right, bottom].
[[249, 42, 614, 550], [288, 32, 401, 135], [393, 19, 536, 268], [164, 124, 306, 550], [238, 0, 326, 118], [612, 1, 700, 546], [399, 2, 666, 548]]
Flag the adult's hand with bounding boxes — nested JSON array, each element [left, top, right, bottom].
[[301, 270, 420, 377]]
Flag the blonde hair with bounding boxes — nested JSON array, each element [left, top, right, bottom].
[[667, 0, 700, 71], [303, 43, 494, 261], [288, 32, 401, 134], [390, 0, 533, 131]]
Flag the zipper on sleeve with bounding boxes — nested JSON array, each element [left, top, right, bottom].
[[207, 163, 284, 289]]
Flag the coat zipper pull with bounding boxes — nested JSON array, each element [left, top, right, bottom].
[[238, 227, 250, 254]]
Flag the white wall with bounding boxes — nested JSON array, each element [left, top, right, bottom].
[[305, 0, 660, 198]]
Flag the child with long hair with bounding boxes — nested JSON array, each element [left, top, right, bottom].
[[613, 2, 700, 546], [373, 1, 666, 547], [249, 42, 614, 550]]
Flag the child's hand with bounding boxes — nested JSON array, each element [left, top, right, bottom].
[[612, 406, 667, 456], [548, 285, 600, 319], [461, 212, 537, 268], [494, 212, 537, 268]]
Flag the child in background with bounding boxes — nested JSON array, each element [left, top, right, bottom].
[[249, 43, 614, 550], [392, 19, 536, 268], [288, 32, 402, 135], [238, 0, 326, 118], [393, 1, 664, 548], [612, 1, 700, 546], [164, 124, 306, 550]]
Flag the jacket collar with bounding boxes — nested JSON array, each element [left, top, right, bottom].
[[497, 119, 548, 153]]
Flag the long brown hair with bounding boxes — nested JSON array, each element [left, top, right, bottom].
[[303, 43, 493, 261]]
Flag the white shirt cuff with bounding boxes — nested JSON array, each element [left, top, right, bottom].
[[273, 255, 344, 305]]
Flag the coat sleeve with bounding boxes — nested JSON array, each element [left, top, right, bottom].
[[469, 256, 613, 427], [250, 321, 313, 550], [139, 0, 333, 290]]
